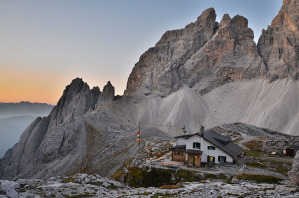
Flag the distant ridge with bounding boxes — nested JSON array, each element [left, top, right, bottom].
[[0, 102, 53, 119]]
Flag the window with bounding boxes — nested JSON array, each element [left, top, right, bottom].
[[207, 156, 215, 162], [218, 156, 227, 163], [174, 151, 184, 156], [208, 146, 216, 150], [193, 142, 201, 149]]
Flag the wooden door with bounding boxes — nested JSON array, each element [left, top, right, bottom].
[[188, 154, 193, 166]]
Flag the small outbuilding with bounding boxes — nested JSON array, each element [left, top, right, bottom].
[[284, 145, 299, 157]]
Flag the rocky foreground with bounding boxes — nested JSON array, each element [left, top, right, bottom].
[[0, 173, 299, 198]]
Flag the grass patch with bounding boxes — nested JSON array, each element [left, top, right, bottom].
[[258, 159, 293, 175], [274, 163, 292, 175], [158, 185, 183, 189], [61, 177, 81, 184], [235, 174, 283, 184], [63, 194, 93, 198], [245, 162, 268, 169], [243, 140, 262, 151], [151, 192, 176, 198], [127, 166, 172, 188], [111, 170, 125, 181], [205, 173, 228, 181], [244, 150, 263, 157], [123, 167, 205, 188]]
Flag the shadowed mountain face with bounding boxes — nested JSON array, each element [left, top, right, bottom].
[[0, 0, 298, 180]]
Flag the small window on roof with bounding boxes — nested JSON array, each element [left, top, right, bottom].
[[193, 142, 200, 149], [208, 146, 216, 150]]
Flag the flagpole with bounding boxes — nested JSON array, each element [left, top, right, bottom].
[[139, 122, 140, 154]]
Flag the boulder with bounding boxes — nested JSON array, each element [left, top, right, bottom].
[[289, 151, 299, 186]]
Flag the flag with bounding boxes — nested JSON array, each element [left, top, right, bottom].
[[137, 130, 140, 142]]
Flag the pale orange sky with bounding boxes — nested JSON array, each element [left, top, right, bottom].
[[0, 70, 126, 105], [0, 70, 67, 105]]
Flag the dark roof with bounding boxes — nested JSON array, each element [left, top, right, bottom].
[[174, 134, 193, 139], [170, 145, 186, 149], [203, 130, 243, 158], [174, 130, 243, 158], [291, 145, 299, 151], [186, 149, 203, 155]]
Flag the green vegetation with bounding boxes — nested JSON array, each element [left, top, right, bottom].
[[235, 174, 283, 184], [61, 177, 81, 184], [114, 166, 231, 188], [158, 185, 183, 189], [111, 170, 124, 181], [63, 193, 93, 198], [126, 166, 172, 187], [244, 150, 263, 157], [245, 162, 267, 169], [243, 140, 262, 152], [259, 159, 293, 175], [151, 192, 177, 198]]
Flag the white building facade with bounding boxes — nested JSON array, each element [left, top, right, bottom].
[[171, 130, 243, 167], [185, 135, 233, 163]]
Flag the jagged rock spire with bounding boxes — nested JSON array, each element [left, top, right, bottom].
[[258, 0, 299, 80]]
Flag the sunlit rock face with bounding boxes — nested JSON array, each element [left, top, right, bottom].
[[258, 0, 299, 80], [124, 8, 264, 97]]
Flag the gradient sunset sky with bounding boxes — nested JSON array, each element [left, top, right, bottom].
[[0, 0, 282, 105]]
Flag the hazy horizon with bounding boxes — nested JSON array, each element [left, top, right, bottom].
[[0, 0, 282, 105]]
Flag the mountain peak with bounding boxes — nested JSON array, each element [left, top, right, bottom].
[[230, 15, 248, 27], [103, 81, 115, 100], [50, 78, 100, 126], [195, 7, 216, 28], [220, 14, 231, 27]]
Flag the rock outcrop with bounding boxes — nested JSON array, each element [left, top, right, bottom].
[[289, 151, 299, 186], [49, 78, 100, 126], [96, 81, 115, 107], [258, 0, 299, 80]]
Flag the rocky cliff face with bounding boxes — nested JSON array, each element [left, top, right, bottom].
[[125, 0, 298, 97], [258, 0, 299, 80], [289, 151, 299, 186], [0, 79, 121, 180], [125, 8, 218, 97], [125, 8, 264, 97]]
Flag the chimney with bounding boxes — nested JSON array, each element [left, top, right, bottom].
[[200, 125, 205, 136]]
